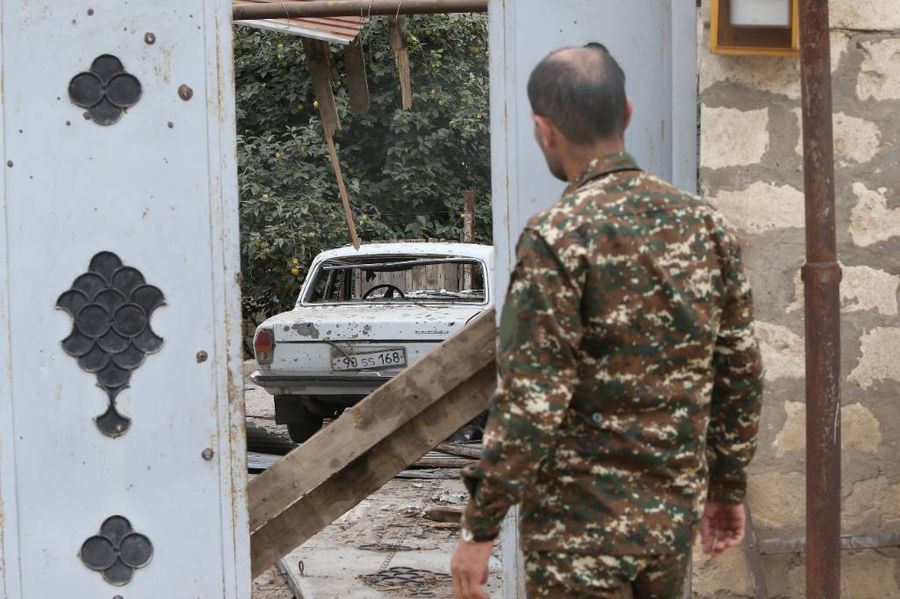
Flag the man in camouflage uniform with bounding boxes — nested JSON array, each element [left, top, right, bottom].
[[451, 44, 763, 599]]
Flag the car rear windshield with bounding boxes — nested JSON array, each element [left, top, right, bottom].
[[304, 255, 487, 304]]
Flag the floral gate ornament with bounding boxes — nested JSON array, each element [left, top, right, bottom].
[[57, 251, 165, 437], [79, 516, 153, 586], [68, 54, 142, 126]]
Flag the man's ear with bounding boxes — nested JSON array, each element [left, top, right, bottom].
[[533, 114, 556, 149], [623, 100, 634, 133]]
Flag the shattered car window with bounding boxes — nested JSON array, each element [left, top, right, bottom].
[[304, 255, 487, 304]]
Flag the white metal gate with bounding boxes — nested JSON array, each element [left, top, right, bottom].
[[488, 2, 698, 596], [0, 1, 249, 597], [490, 0, 698, 295]]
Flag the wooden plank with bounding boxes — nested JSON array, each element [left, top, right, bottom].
[[251, 362, 496, 576], [388, 15, 412, 109], [411, 457, 475, 469], [247, 308, 496, 533], [302, 38, 340, 135], [395, 469, 461, 480], [343, 39, 370, 114], [435, 443, 483, 459]]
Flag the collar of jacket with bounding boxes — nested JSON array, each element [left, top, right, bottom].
[[566, 151, 642, 194]]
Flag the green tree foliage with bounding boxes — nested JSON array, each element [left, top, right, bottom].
[[234, 14, 491, 321]]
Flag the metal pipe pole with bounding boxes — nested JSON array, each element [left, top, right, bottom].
[[798, 1, 842, 597], [233, 0, 488, 21]]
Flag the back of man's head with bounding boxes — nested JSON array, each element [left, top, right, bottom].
[[527, 44, 627, 146]]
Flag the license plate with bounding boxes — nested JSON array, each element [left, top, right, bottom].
[[331, 348, 407, 371]]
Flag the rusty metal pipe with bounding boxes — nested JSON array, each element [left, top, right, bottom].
[[798, 0, 842, 597], [759, 530, 900, 555], [233, 0, 488, 20]]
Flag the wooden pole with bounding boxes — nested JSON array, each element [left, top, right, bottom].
[[463, 190, 475, 289], [463, 190, 475, 243], [325, 133, 361, 250]]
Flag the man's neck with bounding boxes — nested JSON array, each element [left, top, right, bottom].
[[563, 140, 627, 183]]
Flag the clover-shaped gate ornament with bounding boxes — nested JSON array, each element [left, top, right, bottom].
[[57, 252, 164, 437], [68, 54, 142, 125], [80, 516, 153, 586]]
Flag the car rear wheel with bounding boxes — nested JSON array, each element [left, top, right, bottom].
[[274, 395, 325, 443], [287, 418, 323, 444]]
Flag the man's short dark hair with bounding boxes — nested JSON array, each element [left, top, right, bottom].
[[527, 44, 627, 146]]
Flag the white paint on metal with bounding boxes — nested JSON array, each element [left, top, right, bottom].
[[488, 1, 698, 595], [489, 0, 698, 301], [0, 1, 249, 596], [499, 509, 526, 599]]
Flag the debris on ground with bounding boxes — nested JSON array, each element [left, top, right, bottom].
[[423, 507, 463, 523], [359, 566, 454, 597]]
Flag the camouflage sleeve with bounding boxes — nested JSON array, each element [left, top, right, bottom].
[[706, 227, 764, 504], [461, 227, 585, 542]]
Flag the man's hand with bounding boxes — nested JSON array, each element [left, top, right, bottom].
[[451, 539, 493, 599], [701, 501, 746, 557]]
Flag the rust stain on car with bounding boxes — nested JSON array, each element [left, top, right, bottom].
[[291, 322, 321, 338]]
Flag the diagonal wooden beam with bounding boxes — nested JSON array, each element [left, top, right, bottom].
[[251, 361, 495, 576], [248, 308, 496, 536]]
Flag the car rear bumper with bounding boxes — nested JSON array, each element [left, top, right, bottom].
[[250, 370, 391, 397]]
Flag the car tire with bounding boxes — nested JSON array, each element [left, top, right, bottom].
[[286, 415, 324, 443], [274, 395, 325, 443]]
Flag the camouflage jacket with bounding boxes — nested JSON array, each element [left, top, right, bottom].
[[461, 152, 764, 556]]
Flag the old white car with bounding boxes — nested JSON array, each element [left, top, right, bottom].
[[251, 242, 494, 442]]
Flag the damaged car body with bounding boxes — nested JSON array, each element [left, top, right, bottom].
[[252, 242, 494, 442]]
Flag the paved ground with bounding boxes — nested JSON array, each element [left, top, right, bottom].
[[276, 478, 503, 599], [247, 364, 502, 598]]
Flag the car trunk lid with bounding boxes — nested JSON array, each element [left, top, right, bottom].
[[267, 304, 485, 343]]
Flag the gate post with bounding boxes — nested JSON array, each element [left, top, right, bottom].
[[0, 2, 249, 596], [487, 1, 698, 595]]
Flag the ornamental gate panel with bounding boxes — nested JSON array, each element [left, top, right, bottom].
[[0, 1, 249, 597]]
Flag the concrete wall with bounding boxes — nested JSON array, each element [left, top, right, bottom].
[[695, 1, 900, 597]]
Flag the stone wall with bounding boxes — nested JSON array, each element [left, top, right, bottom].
[[694, 1, 900, 597]]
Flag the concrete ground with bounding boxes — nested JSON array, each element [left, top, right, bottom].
[[247, 363, 503, 598]]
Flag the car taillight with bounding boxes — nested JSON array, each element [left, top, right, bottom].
[[254, 328, 275, 365]]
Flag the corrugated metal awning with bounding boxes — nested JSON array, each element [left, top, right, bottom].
[[233, 0, 368, 45]]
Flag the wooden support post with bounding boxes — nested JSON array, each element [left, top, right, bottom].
[[463, 190, 475, 243], [388, 15, 413, 109], [248, 309, 497, 576], [325, 133, 361, 250], [303, 38, 360, 248], [302, 38, 340, 135], [343, 39, 370, 114], [463, 190, 475, 289]]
